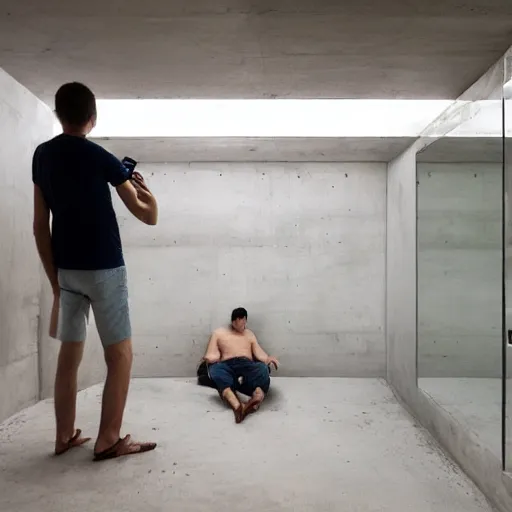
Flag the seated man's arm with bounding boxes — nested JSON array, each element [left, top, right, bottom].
[[250, 334, 279, 369], [204, 331, 221, 364]]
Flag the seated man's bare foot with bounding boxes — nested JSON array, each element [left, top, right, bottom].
[[243, 395, 264, 419], [93, 434, 157, 462], [234, 404, 244, 424]]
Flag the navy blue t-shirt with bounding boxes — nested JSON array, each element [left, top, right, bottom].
[[32, 134, 131, 270]]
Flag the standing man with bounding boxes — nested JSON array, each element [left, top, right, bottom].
[[32, 82, 158, 461], [203, 308, 279, 423]]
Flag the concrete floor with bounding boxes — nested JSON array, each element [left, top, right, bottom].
[[0, 378, 495, 512], [419, 378, 502, 459]]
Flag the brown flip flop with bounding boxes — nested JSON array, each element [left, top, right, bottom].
[[55, 429, 91, 456], [93, 435, 157, 462]]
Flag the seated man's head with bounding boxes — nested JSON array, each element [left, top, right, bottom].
[[231, 307, 248, 333], [55, 82, 97, 135]]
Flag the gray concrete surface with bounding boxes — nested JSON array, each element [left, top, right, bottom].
[[92, 137, 416, 163], [417, 163, 502, 378], [387, 53, 512, 512], [0, 378, 497, 512], [386, 140, 419, 407], [40, 161, 387, 394], [111, 162, 386, 378], [0, 68, 53, 422], [94, 136, 504, 165], [1, 1, 512, 103]]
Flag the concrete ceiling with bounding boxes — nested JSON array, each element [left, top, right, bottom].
[[1, 0, 512, 105], [93, 136, 506, 163], [92, 137, 416, 163]]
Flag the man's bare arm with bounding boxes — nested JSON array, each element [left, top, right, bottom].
[[116, 174, 158, 226], [204, 331, 221, 364], [33, 184, 59, 293], [251, 334, 280, 369], [251, 336, 269, 363]]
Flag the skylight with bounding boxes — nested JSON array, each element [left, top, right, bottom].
[[88, 99, 454, 138]]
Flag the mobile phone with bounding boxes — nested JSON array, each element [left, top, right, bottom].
[[122, 156, 137, 179]]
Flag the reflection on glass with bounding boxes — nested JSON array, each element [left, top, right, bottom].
[[417, 93, 503, 460], [504, 63, 512, 471]]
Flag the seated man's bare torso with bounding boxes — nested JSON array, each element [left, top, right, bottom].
[[214, 327, 256, 361]]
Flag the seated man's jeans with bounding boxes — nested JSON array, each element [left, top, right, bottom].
[[208, 357, 270, 396]]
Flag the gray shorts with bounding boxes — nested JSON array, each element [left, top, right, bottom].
[[58, 266, 131, 347]]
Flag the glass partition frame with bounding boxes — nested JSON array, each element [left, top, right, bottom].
[[414, 53, 507, 469]]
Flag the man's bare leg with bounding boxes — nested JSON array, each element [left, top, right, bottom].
[[221, 387, 244, 423], [243, 387, 265, 418], [94, 339, 132, 453], [54, 341, 91, 454], [93, 339, 156, 458]]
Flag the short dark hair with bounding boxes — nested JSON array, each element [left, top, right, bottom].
[[231, 307, 248, 322], [55, 82, 96, 126]]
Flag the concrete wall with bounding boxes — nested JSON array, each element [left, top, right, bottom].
[[417, 163, 502, 378], [386, 146, 419, 406], [114, 162, 387, 377], [0, 69, 53, 421]]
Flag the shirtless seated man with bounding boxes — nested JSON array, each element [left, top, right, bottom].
[[203, 307, 279, 423]]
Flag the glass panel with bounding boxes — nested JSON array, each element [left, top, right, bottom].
[[504, 50, 512, 471], [416, 78, 504, 461]]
